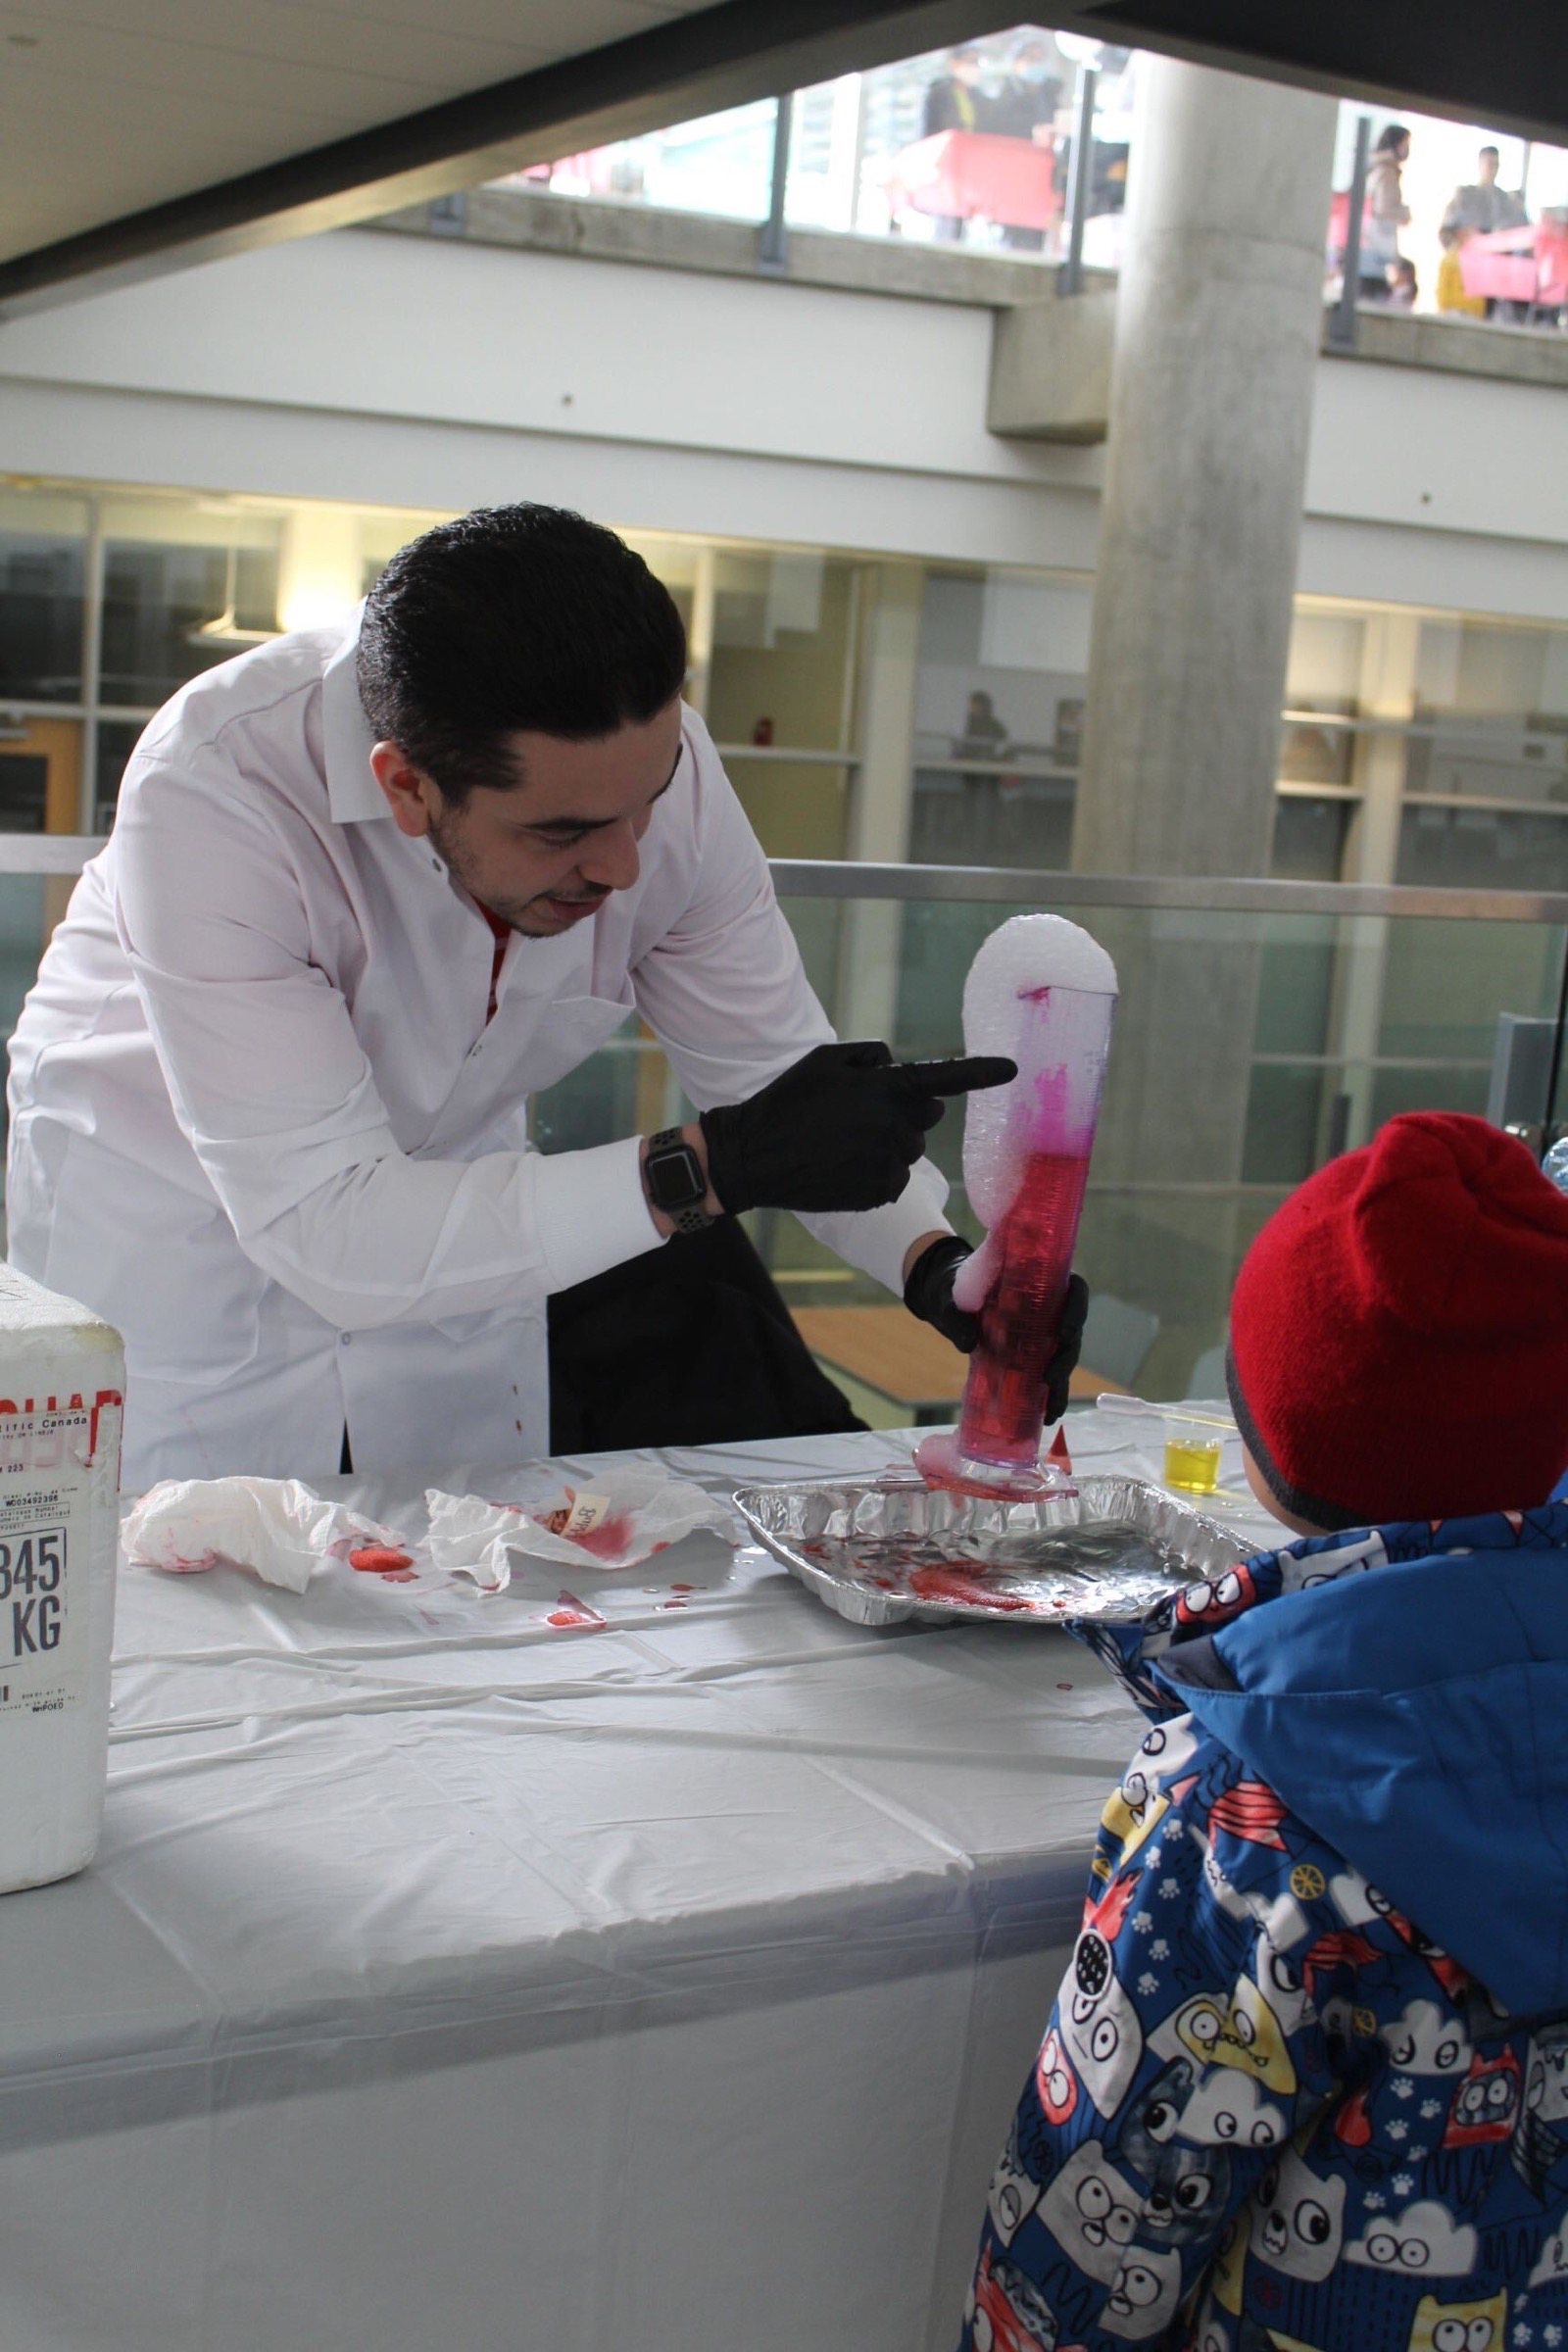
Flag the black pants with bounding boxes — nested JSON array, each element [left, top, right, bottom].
[[547, 1219, 864, 1454]]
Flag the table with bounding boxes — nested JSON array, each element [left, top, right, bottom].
[[793, 1303, 1126, 1420], [883, 130, 1060, 232], [0, 1418, 1278, 2351], [1460, 216, 1568, 309]]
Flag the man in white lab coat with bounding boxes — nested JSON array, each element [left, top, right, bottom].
[[8, 506, 1047, 1489]]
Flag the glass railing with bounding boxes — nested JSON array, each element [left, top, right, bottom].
[[528, 863, 1568, 1408], [487, 27, 1134, 269], [4, 847, 1564, 1414], [475, 33, 1568, 338]]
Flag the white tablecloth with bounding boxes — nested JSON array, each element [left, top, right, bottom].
[[0, 1414, 1278, 2352]]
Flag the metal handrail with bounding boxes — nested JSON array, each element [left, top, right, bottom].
[[9, 841, 1568, 924], [766, 860, 1568, 924], [0, 838, 102, 874]]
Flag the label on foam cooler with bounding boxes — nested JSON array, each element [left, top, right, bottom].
[[0, 1398, 112, 1718]]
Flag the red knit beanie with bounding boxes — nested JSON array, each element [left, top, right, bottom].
[[1227, 1111, 1568, 1529]]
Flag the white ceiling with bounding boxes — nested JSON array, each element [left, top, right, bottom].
[[0, 0, 710, 263]]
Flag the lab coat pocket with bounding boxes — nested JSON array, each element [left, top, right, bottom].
[[433, 993, 636, 1151], [35, 1129, 264, 1386], [513, 992, 636, 1099]]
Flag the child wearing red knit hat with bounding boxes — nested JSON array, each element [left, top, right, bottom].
[[959, 1112, 1568, 2352]]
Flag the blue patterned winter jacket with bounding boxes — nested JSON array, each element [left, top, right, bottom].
[[958, 1503, 1568, 2352]]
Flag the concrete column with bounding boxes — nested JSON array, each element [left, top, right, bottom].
[[835, 563, 923, 1043], [1073, 57, 1339, 879], [1067, 59, 1338, 1396]]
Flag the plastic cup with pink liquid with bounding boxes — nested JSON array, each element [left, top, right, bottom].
[[915, 913, 1117, 1498]]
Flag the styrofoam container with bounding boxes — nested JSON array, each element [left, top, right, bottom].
[[0, 1268, 124, 1890]]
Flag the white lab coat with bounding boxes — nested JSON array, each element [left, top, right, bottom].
[[6, 618, 949, 1489]]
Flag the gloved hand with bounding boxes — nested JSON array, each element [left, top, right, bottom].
[[905, 1237, 1090, 1425], [699, 1041, 1016, 1217]]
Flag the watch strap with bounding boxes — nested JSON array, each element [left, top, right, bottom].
[[647, 1127, 715, 1233]]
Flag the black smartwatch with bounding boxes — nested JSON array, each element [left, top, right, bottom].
[[644, 1127, 715, 1235]]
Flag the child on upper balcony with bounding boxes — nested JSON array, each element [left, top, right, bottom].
[[958, 1110, 1568, 2352]]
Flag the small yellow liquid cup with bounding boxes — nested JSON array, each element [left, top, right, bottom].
[[1164, 1431, 1223, 1494]]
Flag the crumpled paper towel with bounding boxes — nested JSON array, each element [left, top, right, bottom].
[[122, 1477, 402, 1595], [426, 1466, 736, 1593]]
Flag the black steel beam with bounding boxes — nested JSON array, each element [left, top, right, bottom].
[[1059, 0, 1568, 145], [0, 0, 1004, 318]]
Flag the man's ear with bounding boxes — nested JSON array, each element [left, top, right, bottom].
[[369, 743, 443, 839]]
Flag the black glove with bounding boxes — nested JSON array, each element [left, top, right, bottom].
[[699, 1041, 1016, 1217], [905, 1237, 1090, 1426]]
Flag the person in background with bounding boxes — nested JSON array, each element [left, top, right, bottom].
[[1437, 224, 1487, 318], [1360, 122, 1411, 300], [1444, 144, 1529, 236], [991, 37, 1063, 254], [923, 47, 989, 242], [1444, 148, 1529, 320], [992, 37, 1062, 140], [1387, 256, 1418, 308], [952, 688, 1008, 761], [958, 1111, 1568, 2352], [951, 689, 1009, 861]]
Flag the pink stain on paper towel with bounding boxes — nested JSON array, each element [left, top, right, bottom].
[[544, 1591, 608, 1632]]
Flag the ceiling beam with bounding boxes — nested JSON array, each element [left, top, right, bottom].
[[0, 0, 1004, 319], [1057, 0, 1568, 146]]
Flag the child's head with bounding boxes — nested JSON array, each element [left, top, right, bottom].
[[1227, 1113, 1568, 1533]]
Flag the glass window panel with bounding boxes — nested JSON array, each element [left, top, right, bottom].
[[1408, 618, 1568, 809], [0, 487, 88, 705], [1270, 795, 1352, 879], [1396, 805, 1568, 890], [724, 756, 850, 859], [908, 770, 1073, 866], [100, 536, 281, 707], [912, 565, 1088, 867], [1252, 920, 1337, 1054], [1378, 915, 1563, 1061], [1242, 1063, 1329, 1186], [94, 717, 145, 834], [1286, 608, 1365, 710], [1278, 721, 1354, 787], [1369, 1063, 1489, 1126], [706, 554, 856, 754], [357, 506, 454, 597], [0, 755, 48, 833]]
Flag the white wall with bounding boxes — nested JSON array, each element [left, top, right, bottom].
[[0, 225, 1564, 620]]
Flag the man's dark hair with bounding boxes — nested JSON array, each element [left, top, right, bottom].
[[357, 505, 687, 802], [1480, 143, 1500, 160], [1375, 122, 1410, 154]]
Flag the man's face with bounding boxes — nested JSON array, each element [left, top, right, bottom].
[[1479, 149, 1499, 184], [380, 698, 685, 938], [954, 52, 981, 84]]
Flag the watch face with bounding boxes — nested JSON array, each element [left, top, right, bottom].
[[648, 1143, 706, 1213]]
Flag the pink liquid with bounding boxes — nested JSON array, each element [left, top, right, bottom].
[[956, 1148, 1090, 1470]]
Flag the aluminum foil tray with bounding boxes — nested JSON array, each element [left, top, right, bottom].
[[732, 1473, 1239, 1629]]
